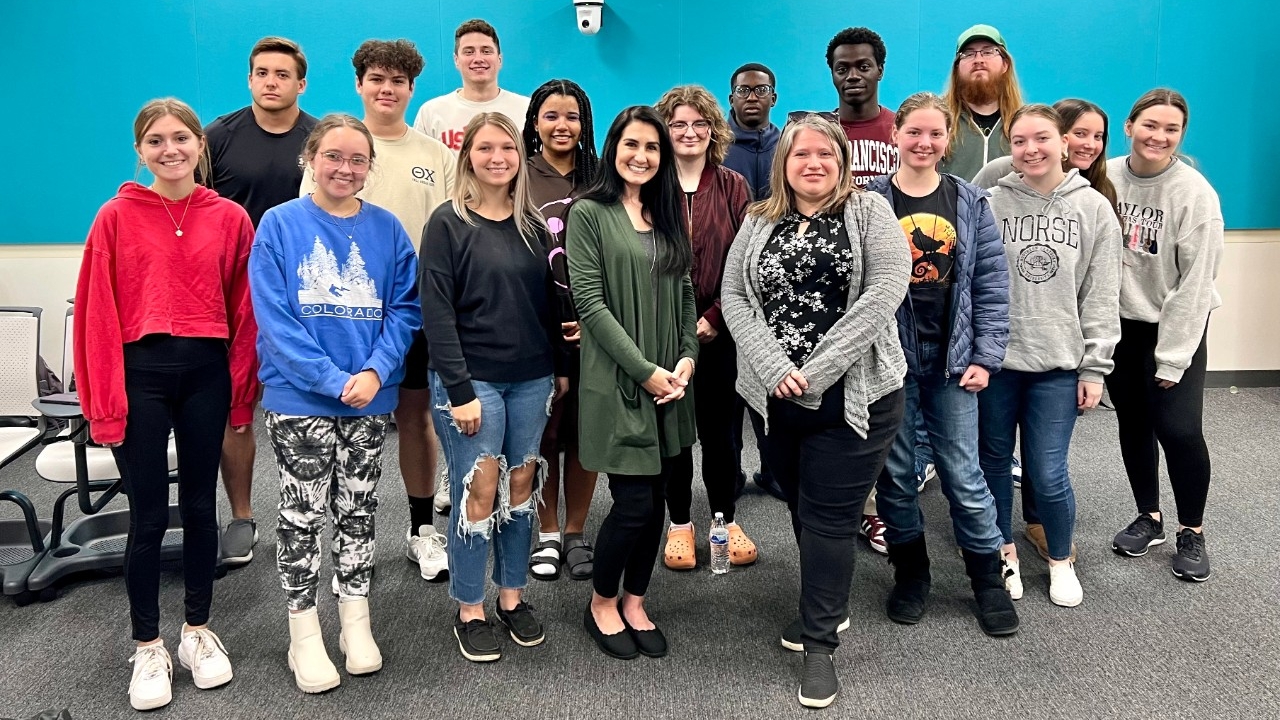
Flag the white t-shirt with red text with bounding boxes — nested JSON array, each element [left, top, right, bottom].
[[412, 89, 530, 153]]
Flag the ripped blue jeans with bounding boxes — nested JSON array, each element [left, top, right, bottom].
[[429, 371, 553, 606]]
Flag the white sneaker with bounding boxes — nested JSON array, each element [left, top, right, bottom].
[[406, 525, 449, 580], [1002, 553, 1024, 600], [178, 625, 233, 689], [1049, 562, 1083, 607], [433, 469, 451, 513], [128, 642, 173, 711]]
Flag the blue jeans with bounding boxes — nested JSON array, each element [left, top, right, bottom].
[[876, 343, 1001, 554], [978, 369, 1078, 560], [429, 372, 553, 606]]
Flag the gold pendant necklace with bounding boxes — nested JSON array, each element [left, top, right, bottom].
[[152, 187, 194, 237]]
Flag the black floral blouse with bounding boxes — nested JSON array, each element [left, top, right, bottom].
[[759, 211, 855, 366]]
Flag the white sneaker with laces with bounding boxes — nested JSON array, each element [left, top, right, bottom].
[[129, 641, 173, 711], [1002, 553, 1024, 600], [406, 525, 449, 580], [433, 470, 451, 513], [1049, 561, 1083, 607], [178, 625, 233, 689]]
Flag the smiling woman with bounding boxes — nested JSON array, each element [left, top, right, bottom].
[[722, 113, 910, 708], [74, 97, 259, 712]]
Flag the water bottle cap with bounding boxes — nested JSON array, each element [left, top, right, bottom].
[[714, 512, 724, 519]]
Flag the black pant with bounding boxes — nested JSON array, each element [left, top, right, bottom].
[[759, 387, 904, 654], [1104, 319, 1211, 527], [668, 335, 740, 523], [593, 449, 688, 599], [111, 336, 230, 642]]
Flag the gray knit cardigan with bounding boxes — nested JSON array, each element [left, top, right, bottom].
[[721, 192, 910, 438]]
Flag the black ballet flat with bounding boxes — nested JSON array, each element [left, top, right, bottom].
[[622, 617, 668, 658], [583, 603, 639, 660]]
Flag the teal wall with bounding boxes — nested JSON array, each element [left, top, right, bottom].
[[6, 0, 1269, 243]]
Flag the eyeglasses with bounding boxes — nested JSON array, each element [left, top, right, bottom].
[[318, 151, 371, 171], [732, 84, 774, 99], [958, 47, 1003, 61], [668, 120, 711, 135]]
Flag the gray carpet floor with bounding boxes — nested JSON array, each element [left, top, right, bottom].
[[1, 388, 1278, 719]]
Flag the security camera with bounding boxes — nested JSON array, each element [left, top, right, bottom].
[[574, 0, 603, 35]]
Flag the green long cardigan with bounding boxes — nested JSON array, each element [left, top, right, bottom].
[[565, 198, 698, 476]]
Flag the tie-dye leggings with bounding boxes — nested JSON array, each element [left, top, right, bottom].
[[266, 412, 390, 611]]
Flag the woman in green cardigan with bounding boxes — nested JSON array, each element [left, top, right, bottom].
[[566, 106, 697, 661]]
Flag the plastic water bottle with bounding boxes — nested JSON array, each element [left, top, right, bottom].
[[709, 513, 730, 575]]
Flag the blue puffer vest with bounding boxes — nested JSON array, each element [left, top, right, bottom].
[[866, 174, 1010, 376]]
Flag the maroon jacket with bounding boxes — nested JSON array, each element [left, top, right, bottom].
[[686, 163, 750, 332]]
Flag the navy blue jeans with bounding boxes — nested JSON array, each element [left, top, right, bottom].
[[978, 369, 1079, 560], [877, 350, 1002, 554]]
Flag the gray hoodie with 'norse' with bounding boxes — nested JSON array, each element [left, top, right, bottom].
[[987, 169, 1122, 383]]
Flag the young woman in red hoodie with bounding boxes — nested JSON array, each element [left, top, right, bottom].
[[74, 98, 258, 712]]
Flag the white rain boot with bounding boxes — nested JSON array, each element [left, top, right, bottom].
[[338, 597, 383, 675], [287, 608, 340, 693]]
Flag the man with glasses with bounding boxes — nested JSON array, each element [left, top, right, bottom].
[[939, 24, 1024, 180], [204, 36, 318, 565], [724, 63, 779, 202], [413, 19, 529, 151], [827, 27, 899, 188], [302, 38, 455, 583]]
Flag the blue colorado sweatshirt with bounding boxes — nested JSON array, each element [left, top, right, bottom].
[[250, 195, 420, 416]]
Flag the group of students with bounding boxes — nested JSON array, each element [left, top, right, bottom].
[[70, 18, 1222, 713]]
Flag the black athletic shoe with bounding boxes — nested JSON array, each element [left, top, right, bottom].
[[1171, 528, 1211, 582], [495, 601, 545, 647], [1112, 514, 1166, 556], [780, 616, 851, 652], [798, 652, 839, 708], [454, 615, 501, 662]]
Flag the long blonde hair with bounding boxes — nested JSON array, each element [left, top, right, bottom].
[[450, 112, 547, 251], [749, 114, 858, 222]]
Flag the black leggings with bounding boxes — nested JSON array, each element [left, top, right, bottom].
[[1104, 319, 1211, 527], [593, 449, 688, 599], [759, 387, 904, 654], [111, 336, 230, 642], [667, 335, 739, 523]]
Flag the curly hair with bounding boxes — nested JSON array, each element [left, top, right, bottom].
[[654, 85, 735, 166], [522, 79, 599, 184], [351, 39, 424, 82], [826, 27, 887, 68]]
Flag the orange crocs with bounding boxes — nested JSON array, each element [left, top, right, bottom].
[[664, 525, 697, 570], [728, 524, 758, 566]]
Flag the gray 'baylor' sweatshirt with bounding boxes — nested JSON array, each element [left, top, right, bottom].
[[1106, 157, 1223, 383], [988, 169, 1121, 383]]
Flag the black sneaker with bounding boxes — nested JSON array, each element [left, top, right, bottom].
[[798, 652, 839, 708], [780, 616, 850, 652], [1112, 514, 1166, 556], [1171, 528, 1211, 582], [495, 601, 545, 647], [454, 615, 502, 662]]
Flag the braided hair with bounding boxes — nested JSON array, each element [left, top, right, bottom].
[[522, 79, 599, 185]]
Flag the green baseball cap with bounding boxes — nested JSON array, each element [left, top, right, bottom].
[[956, 24, 1006, 52]]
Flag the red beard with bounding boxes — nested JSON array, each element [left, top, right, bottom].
[[958, 73, 1003, 108]]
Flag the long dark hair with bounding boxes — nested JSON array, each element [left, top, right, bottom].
[[1054, 98, 1118, 216], [580, 105, 691, 277], [522, 79, 599, 185]]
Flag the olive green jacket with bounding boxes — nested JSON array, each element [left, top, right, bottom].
[[565, 199, 698, 475]]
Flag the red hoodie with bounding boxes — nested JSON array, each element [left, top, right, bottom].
[[74, 182, 259, 444]]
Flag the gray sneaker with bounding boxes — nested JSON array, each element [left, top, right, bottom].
[[221, 518, 258, 566], [433, 470, 451, 513]]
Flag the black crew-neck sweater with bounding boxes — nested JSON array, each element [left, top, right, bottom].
[[420, 203, 563, 405]]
